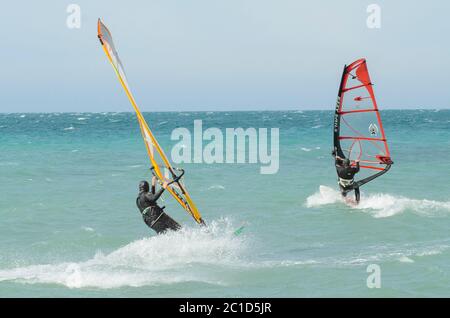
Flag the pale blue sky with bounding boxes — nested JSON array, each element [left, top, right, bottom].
[[1, 1, 449, 112]]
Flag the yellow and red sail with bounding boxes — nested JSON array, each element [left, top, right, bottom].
[[97, 19, 204, 225]]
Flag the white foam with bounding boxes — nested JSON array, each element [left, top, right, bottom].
[[127, 164, 143, 168], [246, 242, 448, 269], [415, 246, 447, 257], [208, 185, 226, 190], [300, 147, 311, 152], [305, 185, 343, 207], [398, 256, 415, 263], [357, 194, 450, 218], [0, 219, 246, 289], [63, 126, 75, 131], [306, 186, 450, 218], [336, 244, 449, 266]]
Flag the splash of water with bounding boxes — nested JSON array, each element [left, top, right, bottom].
[[0, 219, 247, 289], [306, 185, 450, 218]]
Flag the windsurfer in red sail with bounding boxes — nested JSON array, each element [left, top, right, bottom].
[[332, 58, 394, 204], [332, 149, 361, 203]]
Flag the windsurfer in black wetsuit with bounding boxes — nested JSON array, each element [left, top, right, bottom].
[[332, 150, 361, 203], [136, 177, 181, 234]]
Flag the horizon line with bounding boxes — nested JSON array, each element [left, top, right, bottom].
[[1, 107, 449, 114]]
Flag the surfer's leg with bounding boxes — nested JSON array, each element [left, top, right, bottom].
[[161, 211, 182, 232], [354, 187, 360, 203], [339, 184, 347, 197], [146, 207, 181, 234], [143, 215, 155, 231]]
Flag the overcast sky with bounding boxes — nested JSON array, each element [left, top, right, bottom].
[[1, 0, 449, 112]]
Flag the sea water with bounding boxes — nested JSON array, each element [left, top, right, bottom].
[[0, 110, 449, 297]]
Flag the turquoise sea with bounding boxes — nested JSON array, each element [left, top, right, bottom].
[[0, 110, 449, 297]]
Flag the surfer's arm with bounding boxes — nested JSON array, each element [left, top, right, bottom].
[[332, 149, 345, 162], [150, 181, 169, 202], [354, 160, 360, 172], [151, 176, 157, 194], [151, 188, 165, 202], [144, 188, 164, 204], [335, 157, 343, 166]]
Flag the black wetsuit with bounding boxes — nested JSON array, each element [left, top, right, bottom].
[[136, 185, 181, 234], [335, 158, 361, 202]]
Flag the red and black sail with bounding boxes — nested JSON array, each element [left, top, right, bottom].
[[333, 58, 393, 187]]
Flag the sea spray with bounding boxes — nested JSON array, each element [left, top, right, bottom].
[[306, 186, 450, 218], [0, 219, 247, 289]]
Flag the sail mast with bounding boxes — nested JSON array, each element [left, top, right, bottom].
[[97, 19, 204, 225]]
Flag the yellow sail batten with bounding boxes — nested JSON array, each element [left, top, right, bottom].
[[98, 19, 203, 224]]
